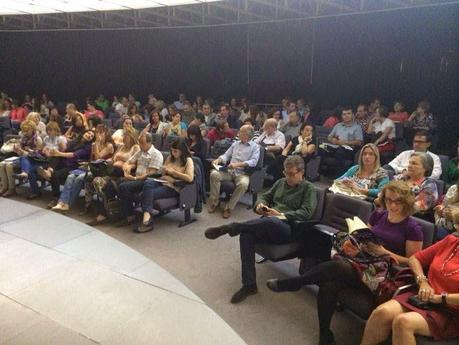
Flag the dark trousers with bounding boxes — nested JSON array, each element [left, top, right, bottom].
[[141, 179, 178, 214], [118, 180, 145, 217], [229, 217, 294, 287], [51, 167, 71, 198], [276, 260, 373, 342]]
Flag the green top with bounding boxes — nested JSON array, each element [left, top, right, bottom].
[[445, 158, 459, 187], [96, 99, 109, 111], [256, 178, 317, 222]]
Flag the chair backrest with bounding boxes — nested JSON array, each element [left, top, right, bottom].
[[306, 156, 321, 181], [151, 133, 163, 151], [321, 193, 374, 232], [431, 178, 445, 196], [256, 144, 264, 168], [315, 125, 332, 146], [438, 154, 449, 181], [202, 138, 211, 158], [0, 116, 11, 129], [310, 186, 326, 222], [162, 134, 178, 151], [102, 119, 112, 128], [412, 217, 435, 249], [394, 122, 404, 139]]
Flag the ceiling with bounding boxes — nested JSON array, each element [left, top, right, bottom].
[[0, 0, 457, 31]]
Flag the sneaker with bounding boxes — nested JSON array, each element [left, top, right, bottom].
[[230, 285, 258, 304], [52, 203, 69, 212]]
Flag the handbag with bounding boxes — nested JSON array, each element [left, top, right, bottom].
[[375, 267, 414, 305], [89, 159, 112, 177], [28, 152, 49, 164]]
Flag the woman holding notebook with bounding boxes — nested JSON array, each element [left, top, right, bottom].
[[266, 180, 424, 345]]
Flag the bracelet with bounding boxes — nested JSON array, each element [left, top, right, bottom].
[[416, 274, 428, 285]]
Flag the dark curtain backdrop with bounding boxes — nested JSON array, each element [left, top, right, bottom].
[[0, 5, 458, 148]]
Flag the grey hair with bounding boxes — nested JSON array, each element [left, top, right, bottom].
[[284, 155, 305, 172], [142, 132, 153, 143], [410, 152, 433, 177]]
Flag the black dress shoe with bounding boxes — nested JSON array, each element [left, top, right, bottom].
[[266, 279, 282, 292], [134, 220, 154, 233], [230, 285, 258, 304], [319, 331, 336, 345], [204, 225, 232, 240]]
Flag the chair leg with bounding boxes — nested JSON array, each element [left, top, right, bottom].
[[248, 193, 257, 210], [179, 209, 196, 228], [256, 256, 267, 264]]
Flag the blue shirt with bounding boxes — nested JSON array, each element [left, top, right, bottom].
[[220, 140, 260, 174], [329, 122, 363, 142]]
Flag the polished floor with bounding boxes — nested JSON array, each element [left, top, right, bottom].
[[2, 190, 364, 345]]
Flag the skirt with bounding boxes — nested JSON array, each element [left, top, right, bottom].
[[394, 291, 459, 340]]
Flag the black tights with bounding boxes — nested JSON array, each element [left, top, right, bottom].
[[277, 260, 365, 343]]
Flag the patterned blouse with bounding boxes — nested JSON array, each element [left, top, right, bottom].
[[395, 175, 439, 212]]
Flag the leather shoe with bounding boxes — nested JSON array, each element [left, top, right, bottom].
[[266, 279, 281, 292], [230, 285, 258, 304], [222, 209, 231, 219], [204, 225, 232, 240], [134, 220, 154, 233], [207, 203, 219, 213]]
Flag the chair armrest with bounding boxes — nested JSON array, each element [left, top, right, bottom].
[[179, 182, 197, 210], [312, 224, 340, 237], [393, 283, 416, 298]]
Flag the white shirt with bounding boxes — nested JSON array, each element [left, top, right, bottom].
[[373, 118, 395, 139], [115, 103, 128, 116], [128, 145, 163, 177], [388, 150, 442, 179], [255, 130, 286, 149]]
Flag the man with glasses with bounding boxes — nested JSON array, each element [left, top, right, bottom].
[[386, 130, 442, 179], [204, 155, 317, 303]]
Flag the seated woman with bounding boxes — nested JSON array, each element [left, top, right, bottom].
[[42, 130, 94, 209], [128, 103, 145, 127], [64, 111, 88, 142], [435, 179, 459, 240], [394, 152, 439, 215], [388, 101, 409, 123], [333, 143, 389, 199], [187, 124, 207, 163], [141, 109, 169, 136], [26, 112, 47, 138], [266, 180, 424, 345], [86, 128, 140, 225], [407, 100, 436, 133], [366, 106, 395, 159], [269, 122, 316, 182], [166, 112, 187, 138], [361, 225, 459, 345], [52, 126, 113, 212], [0, 120, 43, 197], [445, 142, 459, 187], [137, 137, 194, 233], [112, 117, 134, 146]]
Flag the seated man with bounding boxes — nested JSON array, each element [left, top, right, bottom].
[[205, 155, 317, 303], [206, 120, 234, 146], [117, 132, 163, 227], [207, 125, 260, 219], [387, 130, 442, 179], [321, 106, 363, 176], [280, 111, 301, 140], [255, 118, 286, 162]]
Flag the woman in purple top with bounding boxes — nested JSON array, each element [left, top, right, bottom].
[[266, 180, 424, 345]]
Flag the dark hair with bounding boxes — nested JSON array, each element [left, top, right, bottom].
[[341, 106, 353, 113], [150, 109, 163, 123], [87, 100, 96, 108], [376, 105, 388, 118], [414, 130, 432, 143], [418, 101, 430, 113], [88, 115, 102, 129], [187, 124, 203, 142], [220, 104, 230, 111], [128, 103, 138, 114], [243, 118, 255, 126], [170, 137, 191, 166], [215, 120, 227, 130], [300, 122, 315, 133], [194, 113, 205, 123]]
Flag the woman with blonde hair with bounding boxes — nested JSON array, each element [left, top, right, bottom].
[[26, 112, 46, 138], [334, 143, 389, 198], [0, 120, 43, 197]]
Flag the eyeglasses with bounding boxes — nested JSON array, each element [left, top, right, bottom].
[[283, 169, 301, 177], [384, 198, 403, 206]]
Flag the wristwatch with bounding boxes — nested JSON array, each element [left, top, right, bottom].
[[441, 291, 448, 305]]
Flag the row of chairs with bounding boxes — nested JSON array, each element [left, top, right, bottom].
[[255, 188, 457, 345]]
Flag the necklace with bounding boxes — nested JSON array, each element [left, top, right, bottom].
[[441, 242, 459, 277]]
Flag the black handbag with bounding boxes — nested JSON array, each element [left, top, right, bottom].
[[28, 152, 49, 164], [89, 160, 112, 177]]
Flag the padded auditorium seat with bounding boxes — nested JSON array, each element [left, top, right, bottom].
[[255, 185, 327, 263]]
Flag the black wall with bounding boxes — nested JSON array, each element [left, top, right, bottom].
[[0, 5, 458, 148]]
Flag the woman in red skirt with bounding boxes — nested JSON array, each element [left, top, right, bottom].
[[361, 219, 459, 345]]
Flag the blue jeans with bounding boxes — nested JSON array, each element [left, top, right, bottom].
[[141, 179, 179, 214], [58, 170, 87, 205], [25, 158, 46, 195]]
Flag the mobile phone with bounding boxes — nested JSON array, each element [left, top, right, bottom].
[[408, 295, 432, 310]]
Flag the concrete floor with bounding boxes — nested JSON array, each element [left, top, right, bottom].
[[9, 188, 364, 345]]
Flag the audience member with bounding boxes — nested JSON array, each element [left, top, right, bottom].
[[267, 180, 423, 345], [187, 124, 207, 162], [367, 105, 395, 156], [138, 137, 194, 232], [84, 100, 104, 120], [445, 142, 459, 187], [407, 100, 436, 133], [207, 125, 260, 219], [95, 94, 109, 112], [388, 101, 409, 123], [355, 103, 371, 135], [435, 179, 459, 240], [334, 143, 389, 198], [280, 111, 302, 140], [361, 231, 459, 345], [368, 98, 381, 116], [181, 101, 196, 125], [167, 112, 187, 137], [142, 109, 168, 136], [387, 130, 442, 179], [202, 103, 216, 127], [255, 118, 286, 159], [112, 117, 134, 146], [64, 104, 88, 141], [207, 120, 234, 146], [205, 155, 317, 303], [26, 112, 46, 138], [117, 133, 163, 227], [173, 93, 186, 110], [10, 99, 27, 129], [128, 103, 144, 126], [115, 96, 129, 117], [189, 112, 207, 137], [48, 107, 64, 131]]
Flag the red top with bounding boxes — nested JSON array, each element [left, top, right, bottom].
[[322, 116, 339, 128], [10, 107, 27, 122], [84, 110, 104, 120], [415, 235, 459, 310], [207, 128, 234, 145], [388, 111, 409, 123]]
